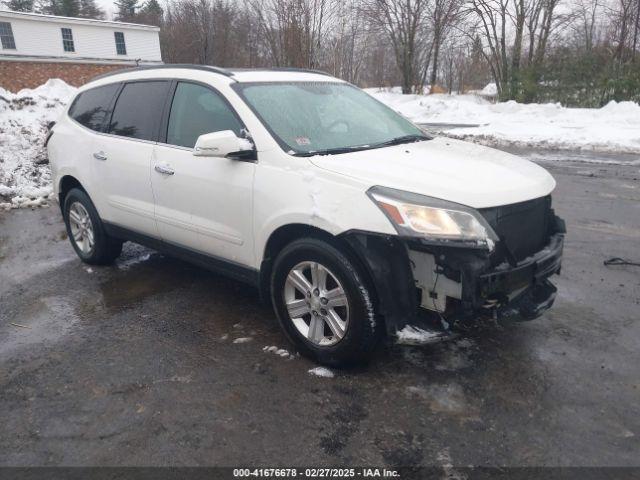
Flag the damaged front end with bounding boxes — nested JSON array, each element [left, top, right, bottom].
[[342, 188, 566, 342]]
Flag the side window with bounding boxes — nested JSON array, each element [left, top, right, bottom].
[[68, 84, 119, 132], [0, 22, 16, 50], [61, 28, 74, 52], [114, 32, 126, 55], [167, 82, 243, 149], [109, 81, 169, 141]]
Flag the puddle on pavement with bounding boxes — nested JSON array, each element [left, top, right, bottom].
[[98, 245, 272, 338], [99, 252, 195, 311], [0, 295, 79, 358]]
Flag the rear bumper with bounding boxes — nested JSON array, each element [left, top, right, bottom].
[[341, 229, 564, 336]]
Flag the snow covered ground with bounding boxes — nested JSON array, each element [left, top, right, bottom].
[[0, 79, 76, 210], [367, 87, 640, 154], [1, 79, 638, 209]]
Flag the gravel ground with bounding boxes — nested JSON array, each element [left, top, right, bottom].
[[0, 151, 639, 468]]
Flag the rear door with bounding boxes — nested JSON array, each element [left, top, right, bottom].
[[93, 80, 170, 237], [65, 83, 120, 215], [151, 80, 255, 265]]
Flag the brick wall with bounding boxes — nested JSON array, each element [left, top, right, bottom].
[[0, 60, 129, 92]]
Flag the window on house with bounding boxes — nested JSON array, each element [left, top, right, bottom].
[[61, 28, 75, 52], [114, 32, 126, 55], [0, 22, 16, 50]]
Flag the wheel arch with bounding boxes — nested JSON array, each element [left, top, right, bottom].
[[58, 175, 86, 212], [258, 223, 380, 318]]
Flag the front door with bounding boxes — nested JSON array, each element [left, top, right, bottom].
[[151, 81, 256, 267]]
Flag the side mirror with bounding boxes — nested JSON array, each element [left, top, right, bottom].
[[193, 130, 255, 160]]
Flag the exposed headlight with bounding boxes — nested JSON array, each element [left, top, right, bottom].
[[368, 186, 498, 249]]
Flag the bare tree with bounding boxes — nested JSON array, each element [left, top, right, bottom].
[[572, 0, 601, 51], [362, 0, 431, 93], [247, 0, 333, 68], [428, 0, 463, 91]]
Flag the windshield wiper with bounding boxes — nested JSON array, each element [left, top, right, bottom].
[[292, 145, 372, 157], [291, 134, 430, 157], [372, 134, 431, 148]]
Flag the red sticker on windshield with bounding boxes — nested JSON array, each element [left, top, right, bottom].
[[295, 137, 311, 146]]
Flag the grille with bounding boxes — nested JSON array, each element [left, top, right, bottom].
[[479, 196, 552, 262]]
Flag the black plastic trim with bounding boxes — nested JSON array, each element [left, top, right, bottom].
[[103, 222, 260, 287], [340, 230, 418, 335]]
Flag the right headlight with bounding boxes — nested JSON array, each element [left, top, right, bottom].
[[367, 186, 498, 250]]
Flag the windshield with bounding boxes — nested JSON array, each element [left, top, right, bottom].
[[234, 82, 429, 155]]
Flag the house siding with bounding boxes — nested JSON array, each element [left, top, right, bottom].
[[0, 16, 161, 63], [0, 11, 161, 92]]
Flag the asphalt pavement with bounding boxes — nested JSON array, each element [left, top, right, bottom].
[[0, 150, 639, 468]]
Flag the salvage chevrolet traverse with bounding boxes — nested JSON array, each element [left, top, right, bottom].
[[47, 65, 566, 366]]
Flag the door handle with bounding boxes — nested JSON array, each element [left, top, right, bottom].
[[93, 151, 107, 161], [154, 164, 175, 176]]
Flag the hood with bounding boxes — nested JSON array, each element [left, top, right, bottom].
[[309, 137, 556, 209]]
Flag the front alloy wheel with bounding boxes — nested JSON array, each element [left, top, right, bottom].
[[284, 261, 349, 346], [271, 237, 380, 366]]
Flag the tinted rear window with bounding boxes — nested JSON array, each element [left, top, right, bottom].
[[108, 81, 169, 141], [69, 84, 120, 132]]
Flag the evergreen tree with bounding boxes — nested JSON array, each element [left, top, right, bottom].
[[138, 0, 162, 26], [44, 0, 80, 17], [114, 0, 140, 22], [4, 0, 35, 12]]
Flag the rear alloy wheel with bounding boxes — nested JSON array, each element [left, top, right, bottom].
[[68, 201, 95, 255], [63, 188, 123, 265], [271, 237, 380, 366]]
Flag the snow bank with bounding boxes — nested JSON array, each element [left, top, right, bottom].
[[367, 88, 640, 154], [0, 79, 77, 209]]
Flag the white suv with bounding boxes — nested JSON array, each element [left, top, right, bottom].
[[47, 65, 565, 366]]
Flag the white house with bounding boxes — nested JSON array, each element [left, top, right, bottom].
[[0, 10, 162, 92]]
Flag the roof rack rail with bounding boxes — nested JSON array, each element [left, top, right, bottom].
[[89, 64, 235, 82], [231, 67, 333, 77]]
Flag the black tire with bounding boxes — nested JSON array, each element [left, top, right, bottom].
[[63, 188, 123, 265], [270, 237, 380, 367]]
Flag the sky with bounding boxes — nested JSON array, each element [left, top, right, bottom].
[[96, 0, 116, 20]]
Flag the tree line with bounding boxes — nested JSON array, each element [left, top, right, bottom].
[[3, 0, 639, 106]]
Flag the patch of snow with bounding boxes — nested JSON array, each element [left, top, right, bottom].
[[263, 345, 295, 359], [359, 285, 376, 329], [233, 337, 252, 344], [365, 88, 640, 154], [0, 79, 77, 206], [117, 252, 152, 270], [396, 325, 448, 345], [308, 366, 334, 378], [481, 82, 497, 96]]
